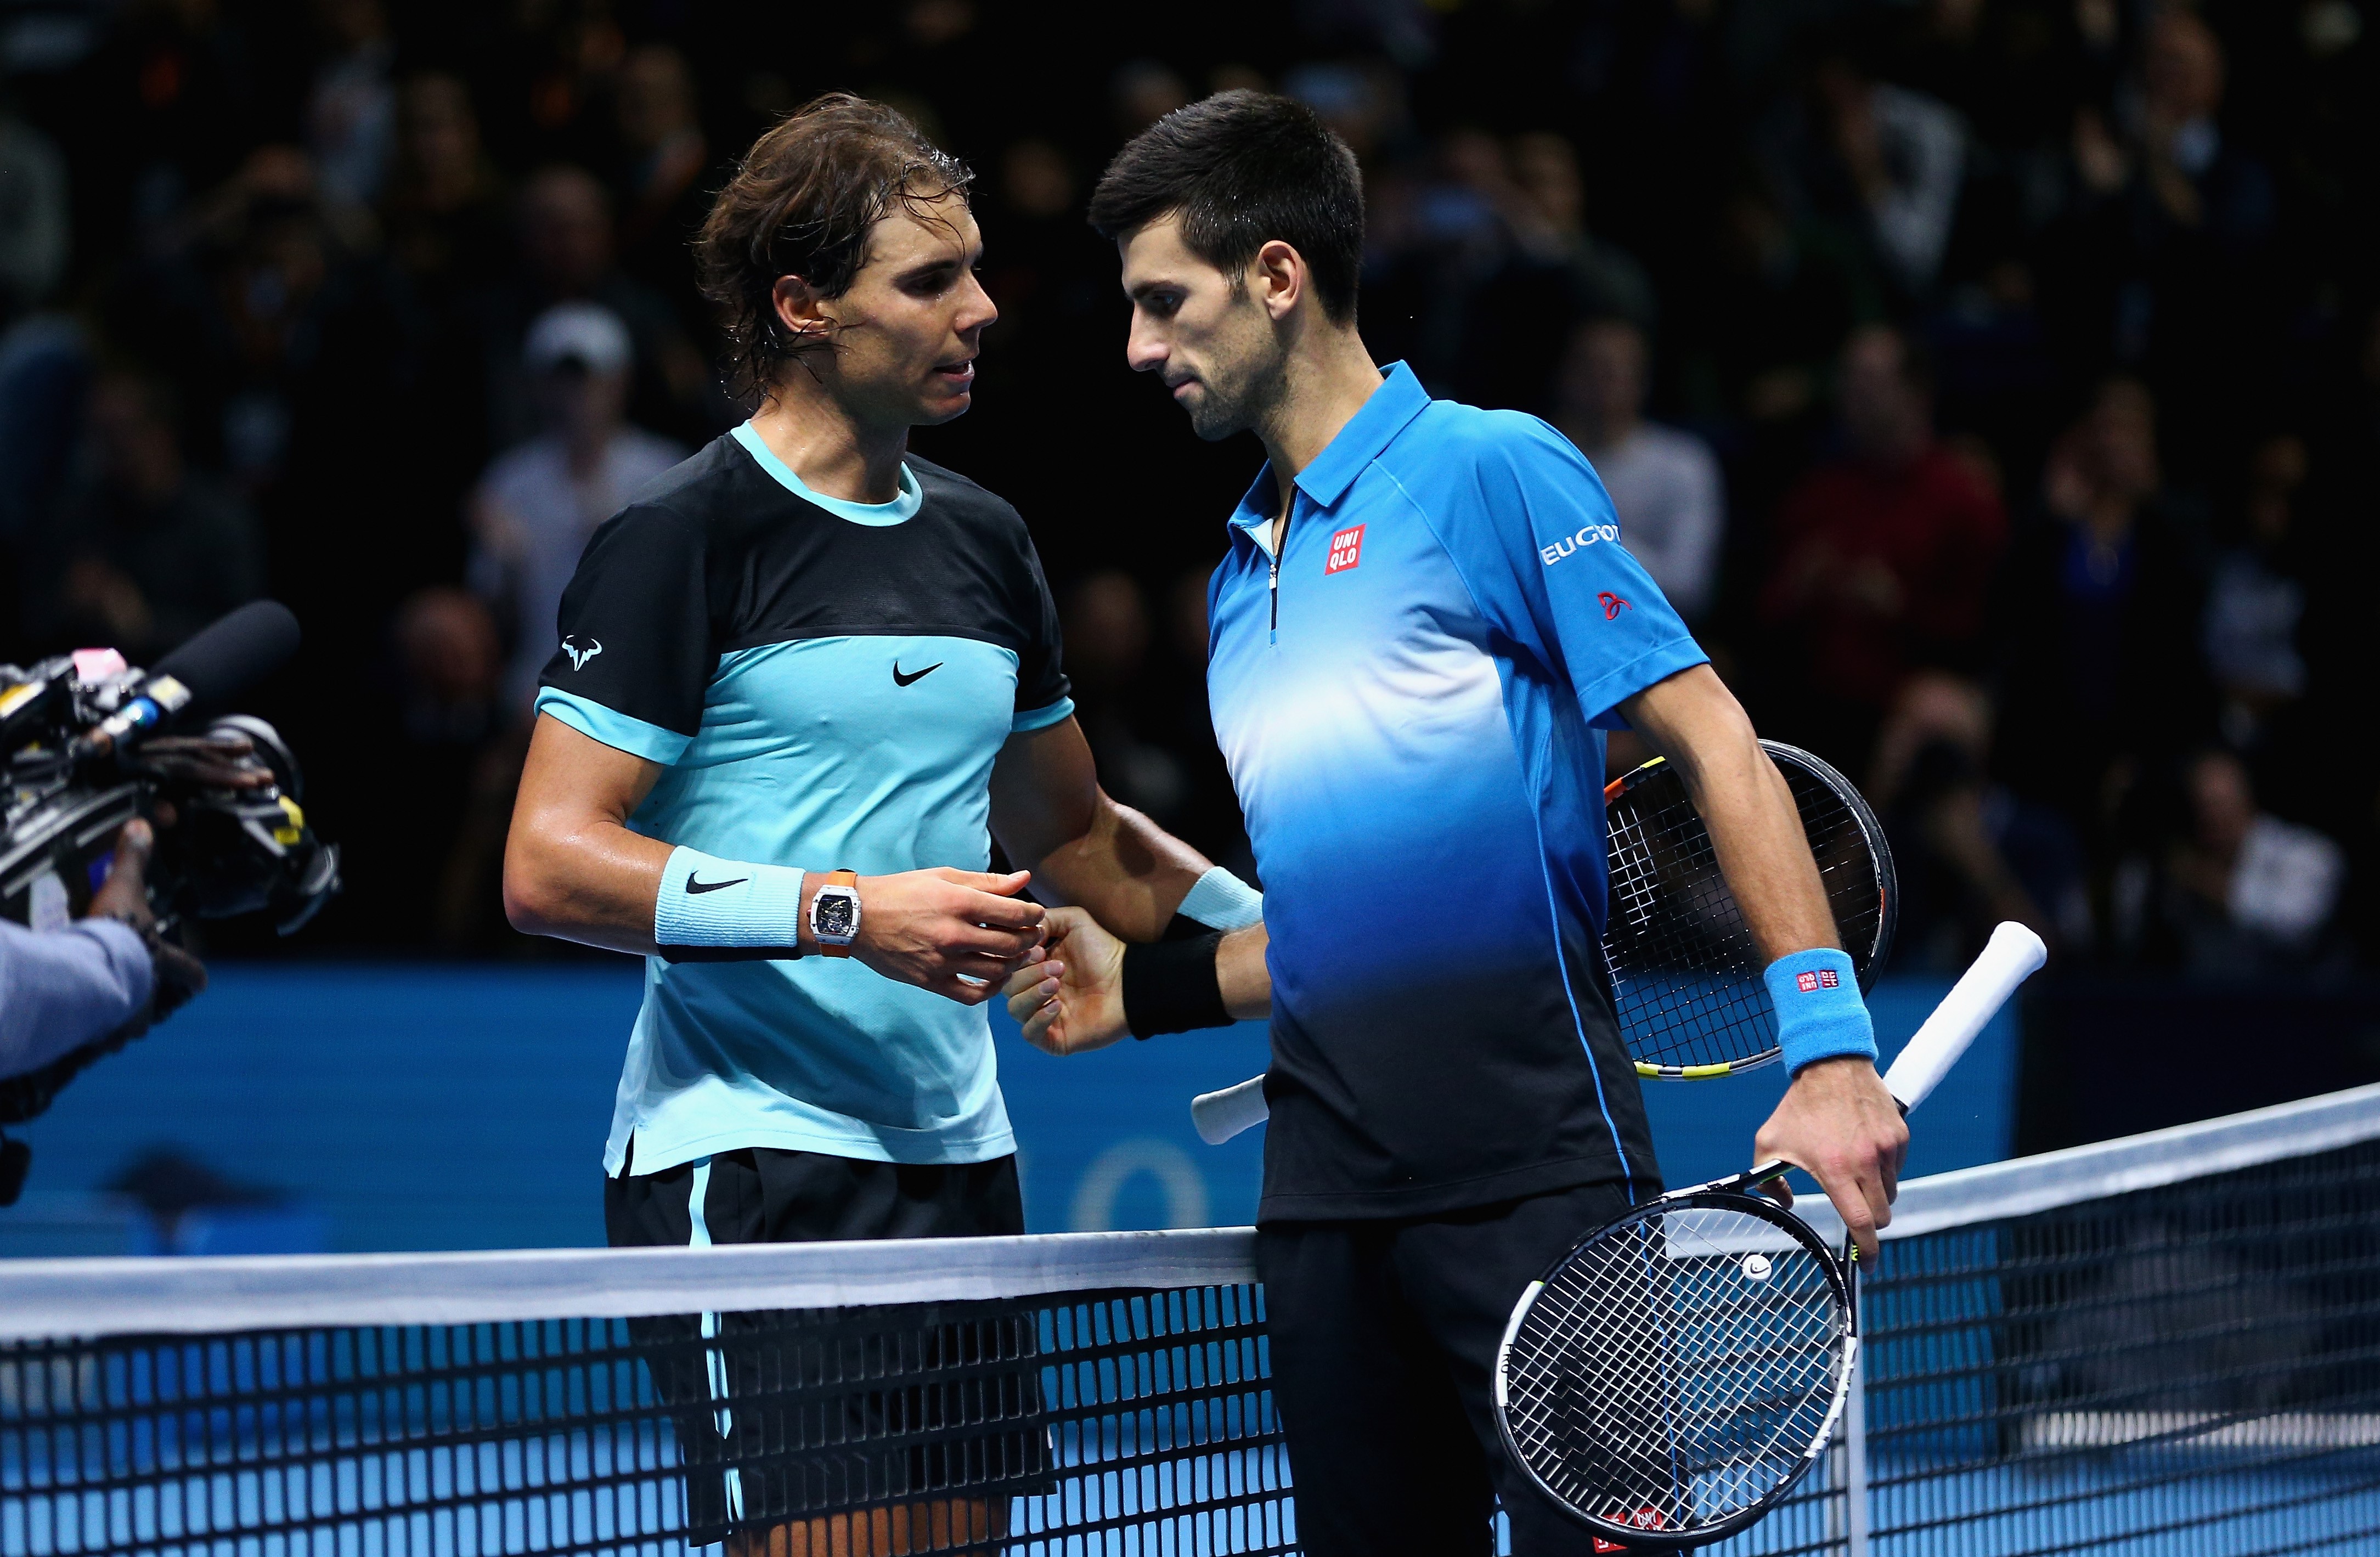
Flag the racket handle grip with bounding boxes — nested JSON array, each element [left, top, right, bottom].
[[1883, 921, 2046, 1113], [1192, 1076, 1270, 1145]]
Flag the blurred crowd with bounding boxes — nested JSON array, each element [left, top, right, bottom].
[[0, 0, 2372, 979]]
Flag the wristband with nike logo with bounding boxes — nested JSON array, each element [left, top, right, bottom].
[[653, 845, 807, 961]]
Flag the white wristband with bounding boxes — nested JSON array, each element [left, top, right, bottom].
[[1177, 866, 1264, 931]]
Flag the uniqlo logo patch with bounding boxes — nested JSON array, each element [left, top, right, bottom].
[[1797, 971, 1819, 993], [1593, 1509, 1668, 1549], [1324, 524, 1366, 574], [1795, 969, 1842, 994]]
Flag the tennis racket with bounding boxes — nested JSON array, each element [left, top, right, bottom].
[[1492, 921, 2046, 1548], [1190, 740, 1896, 1145], [1606, 741, 1894, 1080]]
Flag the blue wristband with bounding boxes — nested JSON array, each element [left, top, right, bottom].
[[654, 846, 808, 949], [1762, 948, 1876, 1075], [1177, 866, 1264, 931]]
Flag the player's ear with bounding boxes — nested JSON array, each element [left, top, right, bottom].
[[771, 274, 837, 343], [1253, 240, 1304, 321]]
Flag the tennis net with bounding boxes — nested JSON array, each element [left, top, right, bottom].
[[1732, 1079, 2380, 1557], [4, 1082, 2380, 1556]]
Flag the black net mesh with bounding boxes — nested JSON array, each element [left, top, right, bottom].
[[8, 1130, 2380, 1556], [0, 1284, 1288, 1556], [1704, 1135, 2380, 1556], [1500, 1199, 1852, 1540], [1602, 743, 1894, 1074]]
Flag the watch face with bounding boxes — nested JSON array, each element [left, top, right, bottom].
[[815, 892, 857, 939]]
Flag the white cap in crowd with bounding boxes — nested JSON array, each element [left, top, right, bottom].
[[523, 302, 633, 377]]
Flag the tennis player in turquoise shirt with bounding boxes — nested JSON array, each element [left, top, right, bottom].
[[1010, 92, 1912, 1556]]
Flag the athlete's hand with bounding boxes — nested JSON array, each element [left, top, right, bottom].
[[1751, 1055, 1908, 1262], [1002, 906, 1129, 1054], [853, 867, 1048, 1005]]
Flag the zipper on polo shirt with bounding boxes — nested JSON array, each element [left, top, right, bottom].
[[1267, 507, 1289, 644]]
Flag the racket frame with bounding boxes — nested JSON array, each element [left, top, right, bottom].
[[1604, 741, 1898, 1081], [1494, 1167, 1860, 1547]]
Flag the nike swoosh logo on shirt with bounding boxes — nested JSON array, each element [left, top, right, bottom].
[[686, 875, 747, 895], [893, 661, 944, 687]]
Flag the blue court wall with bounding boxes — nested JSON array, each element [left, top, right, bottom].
[[0, 965, 2012, 1255]]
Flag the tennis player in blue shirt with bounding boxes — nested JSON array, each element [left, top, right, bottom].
[[1007, 92, 1910, 1556]]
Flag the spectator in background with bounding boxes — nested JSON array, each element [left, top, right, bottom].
[[1869, 670, 2086, 969], [2202, 433, 2311, 755], [2114, 749, 2347, 977], [1994, 377, 2210, 838], [380, 585, 513, 950], [1670, 179, 1883, 514], [1110, 60, 1192, 140], [304, 0, 396, 217], [2039, 10, 2275, 469], [472, 164, 712, 453], [1553, 317, 1724, 621], [1506, 132, 1657, 335], [382, 72, 510, 298], [0, 93, 68, 324], [1758, 324, 2006, 768], [1060, 569, 1188, 829], [610, 44, 710, 320], [469, 302, 684, 713], [23, 371, 263, 659], [1788, 43, 1968, 301]]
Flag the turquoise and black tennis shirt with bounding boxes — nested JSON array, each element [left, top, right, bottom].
[[1206, 363, 1708, 1221], [535, 424, 1073, 1178]]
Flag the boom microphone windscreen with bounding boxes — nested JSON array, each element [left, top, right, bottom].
[[149, 601, 301, 710]]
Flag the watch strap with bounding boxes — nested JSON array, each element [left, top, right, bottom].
[[817, 868, 860, 958]]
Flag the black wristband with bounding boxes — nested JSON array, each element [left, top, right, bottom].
[[1123, 930, 1229, 1040]]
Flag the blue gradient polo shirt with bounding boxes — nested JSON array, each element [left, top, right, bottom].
[[534, 425, 1073, 1177], [1208, 363, 1707, 1220]]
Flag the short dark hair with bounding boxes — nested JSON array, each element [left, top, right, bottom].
[[697, 93, 973, 398], [1089, 90, 1364, 325]]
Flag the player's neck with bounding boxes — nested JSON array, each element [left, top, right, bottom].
[[1257, 325, 1385, 515], [746, 378, 911, 505]]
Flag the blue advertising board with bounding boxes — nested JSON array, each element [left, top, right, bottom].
[[0, 965, 2011, 1256]]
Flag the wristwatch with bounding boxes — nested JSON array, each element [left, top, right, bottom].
[[811, 869, 861, 957]]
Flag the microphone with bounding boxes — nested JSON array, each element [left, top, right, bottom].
[[71, 601, 302, 760]]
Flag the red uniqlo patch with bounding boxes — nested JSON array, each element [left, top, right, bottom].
[[1324, 524, 1366, 574], [1797, 971, 1820, 993], [1594, 1509, 1668, 1548]]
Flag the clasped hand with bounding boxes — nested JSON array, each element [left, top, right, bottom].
[[850, 867, 1050, 1006]]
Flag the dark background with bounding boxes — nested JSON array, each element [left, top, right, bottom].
[[0, 0, 2375, 1003]]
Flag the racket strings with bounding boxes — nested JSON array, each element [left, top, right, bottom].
[[1502, 1206, 1848, 1535], [1603, 754, 1888, 1073]]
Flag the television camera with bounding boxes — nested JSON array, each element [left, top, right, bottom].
[[0, 601, 339, 1203]]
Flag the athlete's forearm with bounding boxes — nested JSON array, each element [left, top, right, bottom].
[[990, 719, 1210, 940], [1029, 793, 1212, 941], [1618, 667, 1837, 964], [1218, 924, 1271, 1020]]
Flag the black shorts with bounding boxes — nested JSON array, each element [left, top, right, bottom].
[[1258, 1179, 1686, 1557], [606, 1147, 1051, 1544]]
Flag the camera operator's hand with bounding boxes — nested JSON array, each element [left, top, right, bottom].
[[86, 820, 207, 1020], [135, 734, 273, 827]]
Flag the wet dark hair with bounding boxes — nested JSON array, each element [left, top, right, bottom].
[[1087, 90, 1363, 325], [696, 93, 973, 398]]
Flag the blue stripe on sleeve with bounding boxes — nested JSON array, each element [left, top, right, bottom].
[[1011, 696, 1076, 734], [535, 687, 692, 765]]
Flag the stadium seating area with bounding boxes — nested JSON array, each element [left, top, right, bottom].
[[0, 0, 2372, 975]]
